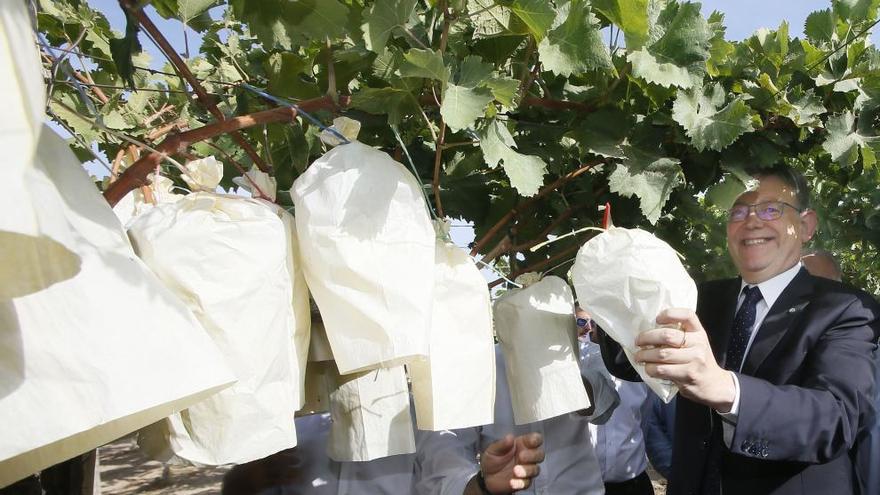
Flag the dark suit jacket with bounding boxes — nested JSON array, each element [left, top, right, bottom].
[[599, 268, 880, 495]]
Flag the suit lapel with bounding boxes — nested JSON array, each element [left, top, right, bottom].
[[742, 268, 814, 375]]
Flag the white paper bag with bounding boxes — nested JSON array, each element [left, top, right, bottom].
[[327, 365, 415, 462], [492, 275, 590, 424], [0, 127, 235, 488], [292, 141, 434, 374], [571, 227, 697, 403], [409, 232, 495, 430], [130, 193, 308, 465], [0, 1, 80, 298]]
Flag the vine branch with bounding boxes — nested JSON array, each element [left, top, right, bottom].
[[470, 159, 603, 257], [103, 95, 348, 207], [120, 0, 271, 174]]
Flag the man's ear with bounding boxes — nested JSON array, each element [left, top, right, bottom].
[[800, 209, 818, 242]]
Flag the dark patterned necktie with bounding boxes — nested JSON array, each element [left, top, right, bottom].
[[725, 286, 763, 372]]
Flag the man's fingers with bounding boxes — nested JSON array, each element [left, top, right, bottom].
[[516, 432, 543, 450], [656, 308, 702, 331], [484, 434, 515, 457], [512, 463, 540, 479], [635, 345, 695, 364], [644, 362, 694, 383], [509, 478, 532, 491], [515, 445, 545, 465], [635, 327, 687, 348]]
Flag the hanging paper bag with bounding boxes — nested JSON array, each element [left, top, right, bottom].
[[0, 1, 79, 298], [409, 224, 495, 430], [492, 275, 590, 425], [292, 141, 434, 374], [571, 227, 697, 403], [327, 365, 415, 462], [0, 127, 235, 488], [130, 192, 307, 465]]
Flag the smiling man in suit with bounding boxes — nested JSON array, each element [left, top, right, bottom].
[[601, 164, 880, 495]]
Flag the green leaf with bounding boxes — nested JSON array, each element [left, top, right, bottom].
[[705, 174, 747, 210], [567, 108, 633, 158], [788, 88, 826, 126], [480, 119, 547, 196], [351, 86, 419, 126], [362, 0, 418, 53], [537, 1, 612, 77], [805, 9, 835, 43], [399, 48, 450, 83], [108, 10, 142, 89], [265, 52, 321, 99], [672, 83, 753, 151], [822, 111, 880, 167], [485, 77, 519, 107], [592, 0, 649, 49], [629, 0, 710, 88], [441, 84, 494, 132], [609, 156, 682, 224], [628, 48, 699, 88], [456, 56, 494, 88], [510, 0, 556, 41], [833, 0, 879, 21], [468, 0, 530, 38], [231, 0, 348, 49]]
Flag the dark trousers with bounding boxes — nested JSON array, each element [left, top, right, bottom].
[[604, 470, 655, 495]]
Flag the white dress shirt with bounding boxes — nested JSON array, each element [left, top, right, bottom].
[[582, 339, 650, 483], [721, 262, 802, 443], [284, 413, 415, 494], [414, 345, 619, 495]]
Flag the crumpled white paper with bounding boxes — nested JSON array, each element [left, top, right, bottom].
[[409, 223, 496, 431], [233, 165, 277, 202], [319, 116, 362, 146], [0, 126, 235, 488], [327, 365, 415, 462], [571, 227, 697, 403], [182, 155, 223, 191], [493, 275, 590, 424], [130, 192, 308, 465], [292, 141, 434, 374], [0, 1, 80, 298]]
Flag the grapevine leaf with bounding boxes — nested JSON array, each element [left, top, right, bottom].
[[441, 84, 494, 132], [350, 86, 419, 126], [538, 1, 612, 77], [362, 0, 418, 53], [788, 88, 826, 125], [591, 0, 649, 49], [567, 108, 633, 158], [510, 0, 556, 41], [468, 0, 529, 38], [833, 0, 879, 21], [456, 56, 494, 88], [108, 10, 142, 89], [629, 0, 710, 88], [610, 154, 682, 224], [480, 120, 547, 196], [672, 83, 753, 151], [805, 9, 835, 43], [822, 111, 880, 167], [705, 174, 747, 210], [485, 77, 519, 107], [400, 48, 450, 83]]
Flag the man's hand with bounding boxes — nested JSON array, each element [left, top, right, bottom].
[[467, 433, 544, 494], [634, 308, 737, 412]]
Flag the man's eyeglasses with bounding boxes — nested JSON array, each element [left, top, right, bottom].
[[727, 201, 802, 223], [576, 317, 595, 331]]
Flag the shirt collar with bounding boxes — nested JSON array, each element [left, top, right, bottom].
[[739, 262, 802, 309]]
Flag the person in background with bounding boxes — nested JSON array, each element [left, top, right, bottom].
[[599, 164, 880, 494], [222, 412, 545, 495], [578, 308, 654, 495], [801, 250, 879, 495], [641, 393, 675, 481], [800, 249, 842, 282], [414, 312, 620, 495]]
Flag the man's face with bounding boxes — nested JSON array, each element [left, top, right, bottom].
[[726, 175, 818, 284]]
